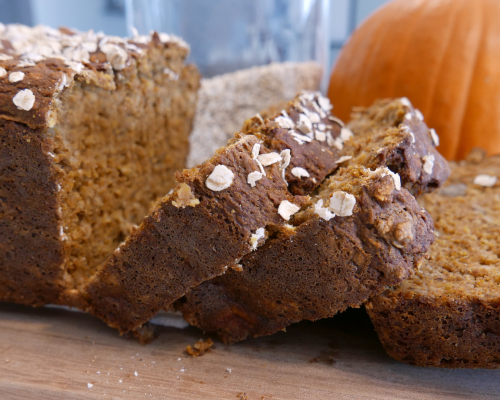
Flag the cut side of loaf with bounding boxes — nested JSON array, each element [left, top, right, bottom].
[[175, 98, 450, 344], [366, 150, 500, 369], [78, 92, 345, 334], [0, 24, 200, 306]]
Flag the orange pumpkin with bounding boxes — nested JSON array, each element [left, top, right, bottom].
[[328, 0, 500, 160]]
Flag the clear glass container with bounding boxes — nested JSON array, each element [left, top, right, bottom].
[[125, 0, 329, 87]]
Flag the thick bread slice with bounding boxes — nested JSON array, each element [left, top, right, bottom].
[[366, 150, 500, 369], [175, 98, 450, 343], [77, 92, 345, 333]]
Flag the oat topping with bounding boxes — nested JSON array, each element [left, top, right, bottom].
[[0, 67, 6, 77], [314, 199, 335, 221], [257, 152, 282, 167], [429, 128, 440, 146], [404, 112, 413, 120], [0, 24, 187, 75], [290, 130, 312, 144], [65, 61, 84, 73], [247, 171, 263, 187], [251, 143, 260, 159], [401, 125, 415, 144], [279, 149, 291, 182], [317, 95, 333, 112], [311, 100, 326, 118], [275, 115, 294, 129], [422, 154, 435, 175], [296, 113, 313, 134], [329, 191, 356, 217], [378, 167, 401, 190], [163, 67, 179, 80], [56, 74, 69, 91], [12, 88, 35, 111], [328, 115, 344, 127], [332, 137, 343, 151], [8, 71, 24, 83], [308, 111, 320, 123], [250, 227, 266, 250], [291, 167, 310, 178], [473, 174, 497, 187], [335, 155, 352, 164], [415, 109, 424, 121], [315, 130, 326, 141], [255, 113, 264, 124], [206, 165, 235, 191], [251, 144, 266, 175], [278, 200, 300, 221], [399, 97, 412, 107], [100, 43, 128, 70], [340, 127, 353, 142], [300, 91, 315, 102]]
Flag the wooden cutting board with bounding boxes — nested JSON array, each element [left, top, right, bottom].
[[0, 303, 498, 400]]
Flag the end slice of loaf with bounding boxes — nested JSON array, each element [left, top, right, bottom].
[[366, 150, 500, 368], [175, 98, 449, 344], [0, 25, 200, 306], [78, 92, 346, 333]]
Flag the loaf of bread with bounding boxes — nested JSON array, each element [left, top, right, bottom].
[[175, 98, 450, 343], [366, 149, 500, 368], [78, 92, 347, 334], [0, 24, 200, 306]]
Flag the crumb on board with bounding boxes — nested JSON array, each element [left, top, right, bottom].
[[186, 338, 214, 357], [131, 323, 156, 344]]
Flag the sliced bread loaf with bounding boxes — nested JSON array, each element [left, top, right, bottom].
[[77, 92, 345, 333], [366, 150, 500, 368], [175, 98, 450, 343]]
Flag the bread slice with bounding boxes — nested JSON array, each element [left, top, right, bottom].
[[78, 92, 346, 333], [0, 24, 199, 306], [175, 98, 450, 343], [366, 149, 500, 368]]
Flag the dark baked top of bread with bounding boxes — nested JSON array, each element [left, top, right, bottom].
[[0, 24, 189, 128]]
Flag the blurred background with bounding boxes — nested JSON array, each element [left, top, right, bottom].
[[0, 0, 389, 77]]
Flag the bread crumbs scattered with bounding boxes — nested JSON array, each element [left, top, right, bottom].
[[87, 383, 93, 389], [134, 371, 138, 377], [186, 338, 214, 357]]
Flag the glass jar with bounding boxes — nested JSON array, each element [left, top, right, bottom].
[[125, 0, 329, 88]]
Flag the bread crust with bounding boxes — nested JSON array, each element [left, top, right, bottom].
[[175, 98, 448, 343], [367, 151, 500, 368], [0, 119, 65, 305], [0, 26, 200, 306]]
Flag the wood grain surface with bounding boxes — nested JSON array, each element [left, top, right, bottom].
[[0, 303, 498, 400]]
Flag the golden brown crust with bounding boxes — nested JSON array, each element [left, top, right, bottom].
[[367, 152, 500, 368]]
